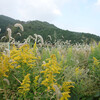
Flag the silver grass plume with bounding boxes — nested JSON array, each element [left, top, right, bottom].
[[38, 39, 41, 43], [37, 35, 44, 45], [9, 37, 13, 42], [1, 36, 7, 40], [17, 32, 21, 36], [3, 78, 10, 85], [25, 35, 35, 43], [14, 23, 24, 31], [48, 35, 52, 40], [10, 37, 15, 44], [43, 61, 46, 64], [34, 34, 38, 42], [62, 35, 64, 38], [53, 85, 62, 100], [7, 28, 12, 39], [28, 35, 35, 41], [4, 48, 10, 57], [24, 39, 28, 44], [0, 28, 1, 32]]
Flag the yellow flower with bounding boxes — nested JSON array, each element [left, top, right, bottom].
[[18, 74, 30, 95], [34, 42, 37, 49], [34, 75, 40, 87], [60, 82, 74, 100], [10, 43, 40, 69], [93, 57, 99, 66], [16, 65, 21, 69], [0, 54, 14, 77], [60, 92, 71, 100], [41, 54, 61, 91], [75, 67, 81, 75], [62, 82, 74, 92]]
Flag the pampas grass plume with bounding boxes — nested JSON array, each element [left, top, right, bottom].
[[7, 28, 12, 38], [1, 36, 7, 40], [14, 23, 24, 31], [37, 35, 44, 45], [17, 32, 21, 36]]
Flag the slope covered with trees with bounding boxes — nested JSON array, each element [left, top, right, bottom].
[[0, 15, 100, 44]]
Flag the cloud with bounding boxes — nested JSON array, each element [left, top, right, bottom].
[[0, 0, 70, 21], [53, 9, 62, 15], [17, 0, 62, 21], [95, 0, 100, 6]]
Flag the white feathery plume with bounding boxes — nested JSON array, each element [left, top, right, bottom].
[[11, 38, 15, 44], [5, 48, 10, 57], [43, 61, 46, 64], [53, 85, 62, 99], [9, 37, 13, 42], [7, 28, 12, 39], [38, 39, 41, 42], [24, 39, 28, 44], [14, 23, 24, 31], [29, 35, 35, 41], [37, 35, 44, 45], [1, 36, 7, 40], [48, 35, 52, 40], [17, 32, 21, 36], [18, 41, 20, 43], [34, 34, 38, 42], [0, 28, 1, 32], [26, 35, 35, 43], [62, 35, 64, 38]]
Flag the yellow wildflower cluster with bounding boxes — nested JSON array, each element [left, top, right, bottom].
[[40, 54, 74, 100], [0, 54, 14, 77], [92, 57, 100, 72], [93, 57, 99, 66], [41, 54, 61, 91], [34, 75, 40, 87], [75, 67, 81, 76], [60, 82, 74, 100], [10, 43, 39, 69], [18, 74, 30, 95]]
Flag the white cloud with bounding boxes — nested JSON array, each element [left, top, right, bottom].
[[0, 0, 70, 21], [53, 9, 62, 15], [95, 0, 100, 6]]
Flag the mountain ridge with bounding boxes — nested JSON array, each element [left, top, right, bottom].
[[0, 15, 100, 44]]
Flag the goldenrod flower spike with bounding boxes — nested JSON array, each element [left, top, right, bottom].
[[60, 82, 74, 100], [18, 74, 30, 95], [93, 57, 99, 66], [41, 54, 61, 91], [0, 54, 14, 77]]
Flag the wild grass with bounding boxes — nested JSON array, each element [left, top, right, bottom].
[[0, 24, 100, 100]]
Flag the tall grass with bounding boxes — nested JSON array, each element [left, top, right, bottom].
[[0, 25, 100, 100]]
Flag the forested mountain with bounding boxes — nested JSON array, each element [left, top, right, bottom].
[[0, 15, 100, 44]]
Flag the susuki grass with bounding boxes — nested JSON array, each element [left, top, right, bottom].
[[0, 24, 100, 100]]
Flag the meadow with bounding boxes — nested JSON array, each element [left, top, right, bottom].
[[0, 24, 100, 100]]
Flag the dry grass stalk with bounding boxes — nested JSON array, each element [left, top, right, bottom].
[[3, 78, 10, 85]]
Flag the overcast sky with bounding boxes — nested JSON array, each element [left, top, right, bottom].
[[0, 0, 100, 36]]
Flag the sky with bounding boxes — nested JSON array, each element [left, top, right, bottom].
[[0, 0, 100, 36]]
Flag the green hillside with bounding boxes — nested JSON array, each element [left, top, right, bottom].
[[0, 15, 100, 44]]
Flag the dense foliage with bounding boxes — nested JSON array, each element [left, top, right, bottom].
[[0, 15, 100, 44], [0, 16, 100, 99], [0, 41, 100, 100]]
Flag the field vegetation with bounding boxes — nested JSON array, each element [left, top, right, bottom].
[[0, 23, 100, 100]]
